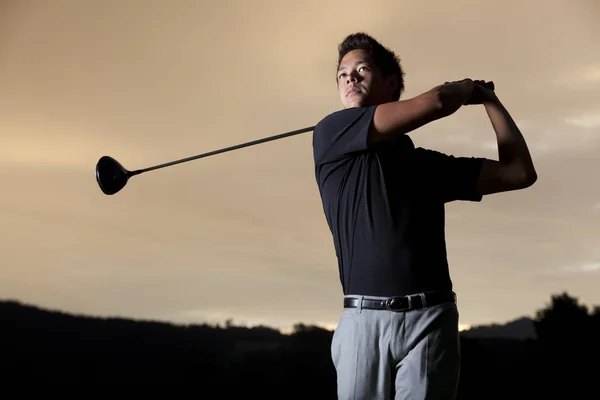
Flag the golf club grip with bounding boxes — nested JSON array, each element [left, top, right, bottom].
[[480, 81, 494, 90]]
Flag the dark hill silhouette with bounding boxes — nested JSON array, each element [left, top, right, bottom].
[[1, 292, 598, 399], [0, 299, 335, 397], [460, 316, 536, 340]]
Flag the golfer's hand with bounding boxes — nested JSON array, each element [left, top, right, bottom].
[[442, 78, 475, 96], [437, 79, 475, 116], [464, 80, 497, 105]]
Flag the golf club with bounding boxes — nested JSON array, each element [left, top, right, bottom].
[[96, 80, 494, 195], [96, 125, 315, 195]]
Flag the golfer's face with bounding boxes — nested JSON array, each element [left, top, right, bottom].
[[337, 50, 383, 109]]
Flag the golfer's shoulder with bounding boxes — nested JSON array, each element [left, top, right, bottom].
[[315, 106, 377, 134]]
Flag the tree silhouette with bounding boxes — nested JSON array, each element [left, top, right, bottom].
[[534, 291, 590, 342], [532, 291, 598, 398]]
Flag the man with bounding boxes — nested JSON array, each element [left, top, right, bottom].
[[312, 32, 537, 400]]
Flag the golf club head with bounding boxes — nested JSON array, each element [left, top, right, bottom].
[[96, 156, 130, 195]]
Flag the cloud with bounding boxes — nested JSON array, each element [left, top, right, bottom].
[[556, 62, 600, 88], [579, 263, 600, 273], [412, 113, 600, 162], [538, 262, 600, 275], [565, 113, 600, 129], [512, 117, 599, 158], [584, 64, 600, 82]]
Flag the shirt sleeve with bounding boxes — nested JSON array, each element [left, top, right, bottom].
[[312, 105, 377, 166], [411, 147, 485, 203]]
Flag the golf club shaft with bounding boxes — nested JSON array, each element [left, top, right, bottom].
[[130, 125, 315, 176]]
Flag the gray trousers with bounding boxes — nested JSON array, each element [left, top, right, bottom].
[[331, 295, 461, 400]]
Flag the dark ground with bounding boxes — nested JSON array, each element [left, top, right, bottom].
[[0, 292, 598, 399]]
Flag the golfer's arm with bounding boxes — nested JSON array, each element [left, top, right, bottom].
[[475, 97, 537, 195], [368, 82, 472, 146]]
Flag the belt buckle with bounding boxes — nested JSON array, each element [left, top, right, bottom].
[[385, 296, 411, 311]]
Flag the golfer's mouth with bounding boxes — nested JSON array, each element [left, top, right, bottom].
[[346, 87, 361, 96]]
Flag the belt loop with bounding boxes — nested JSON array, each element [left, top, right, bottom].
[[357, 295, 364, 313], [419, 293, 427, 308]]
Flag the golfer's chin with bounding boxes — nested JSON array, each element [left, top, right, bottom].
[[342, 93, 370, 109]]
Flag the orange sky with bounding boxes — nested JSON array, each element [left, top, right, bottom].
[[1, 0, 599, 331]]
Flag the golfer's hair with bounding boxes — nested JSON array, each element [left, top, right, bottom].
[[337, 32, 405, 101]]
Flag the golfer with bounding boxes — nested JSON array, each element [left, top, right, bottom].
[[312, 32, 537, 400]]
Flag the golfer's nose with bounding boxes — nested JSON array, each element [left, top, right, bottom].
[[346, 71, 359, 85]]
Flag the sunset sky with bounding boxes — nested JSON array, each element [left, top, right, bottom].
[[1, 0, 599, 332]]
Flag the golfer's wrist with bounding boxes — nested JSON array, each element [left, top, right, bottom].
[[482, 93, 500, 107]]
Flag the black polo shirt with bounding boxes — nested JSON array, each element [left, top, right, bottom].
[[313, 105, 484, 297]]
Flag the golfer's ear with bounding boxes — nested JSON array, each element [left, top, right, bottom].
[[387, 75, 399, 93]]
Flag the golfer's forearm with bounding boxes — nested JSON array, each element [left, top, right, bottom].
[[369, 83, 470, 145], [484, 98, 537, 179], [369, 90, 442, 144]]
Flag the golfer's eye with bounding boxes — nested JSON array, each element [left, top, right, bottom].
[[359, 66, 369, 72], [338, 73, 347, 80]]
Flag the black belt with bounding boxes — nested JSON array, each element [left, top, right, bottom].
[[344, 291, 456, 312]]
